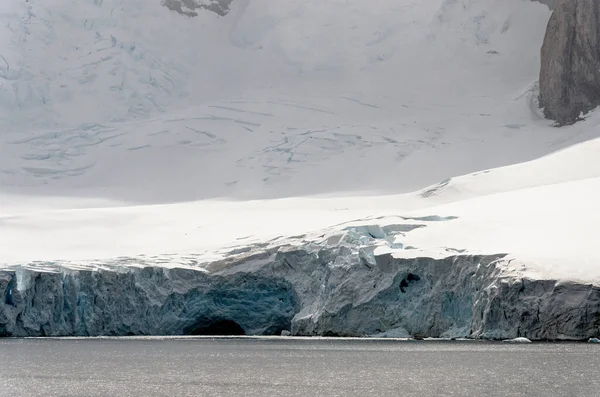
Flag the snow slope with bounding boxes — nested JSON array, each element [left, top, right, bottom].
[[1, 0, 600, 338], [3, 0, 592, 203], [4, 124, 600, 283], [3, 161, 600, 338]]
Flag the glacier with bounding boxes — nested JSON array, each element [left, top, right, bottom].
[[2, 222, 599, 340], [2, 0, 600, 341]]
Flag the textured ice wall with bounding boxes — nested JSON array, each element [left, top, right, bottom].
[[1, 238, 599, 339], [0, 268, 296, 337], [254, 247, 600, 339]]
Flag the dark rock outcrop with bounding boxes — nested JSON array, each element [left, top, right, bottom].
[[162, 0, 234, 17], [539, 0, 600, 125]]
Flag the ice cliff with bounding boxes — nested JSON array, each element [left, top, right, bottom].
[[1, 225, 599, 340]]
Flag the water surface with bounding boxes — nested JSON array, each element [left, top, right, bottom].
[[0, 337, 598, 397]]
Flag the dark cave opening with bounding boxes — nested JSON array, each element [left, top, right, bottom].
[[187, 319, 246, 336], [400, 273, 421, 293]]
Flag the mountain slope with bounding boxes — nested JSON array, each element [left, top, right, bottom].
[[3, 0, 593, 203]]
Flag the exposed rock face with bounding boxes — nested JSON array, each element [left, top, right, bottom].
[[162, 0, 234, 17], [1, 228, 600, 339], [539, 0, 600, 125]]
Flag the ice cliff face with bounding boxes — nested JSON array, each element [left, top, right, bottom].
[[0, 267, 296, 337], [539, 0, 600, 125], [1, 226, 599, 339]]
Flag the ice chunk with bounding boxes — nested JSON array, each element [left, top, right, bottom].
[[503, 337, 532, 343]]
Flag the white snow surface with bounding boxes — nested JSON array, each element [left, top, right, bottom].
[[2, 0, 600, 287]]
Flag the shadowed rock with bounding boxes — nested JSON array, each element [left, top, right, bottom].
[[539, 0, 600, 125], [162, 0, 234, 17]]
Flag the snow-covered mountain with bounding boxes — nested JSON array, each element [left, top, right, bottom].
[[3, 0, 589, 202], [1, 0, 600, 339]]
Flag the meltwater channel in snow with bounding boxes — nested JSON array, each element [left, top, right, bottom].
[[1, 0, 600, 339]]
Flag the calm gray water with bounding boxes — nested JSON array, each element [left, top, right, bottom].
[[0, 337, 599, 397]]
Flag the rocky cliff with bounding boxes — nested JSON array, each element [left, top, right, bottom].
[[539, 0, 600, 125]]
